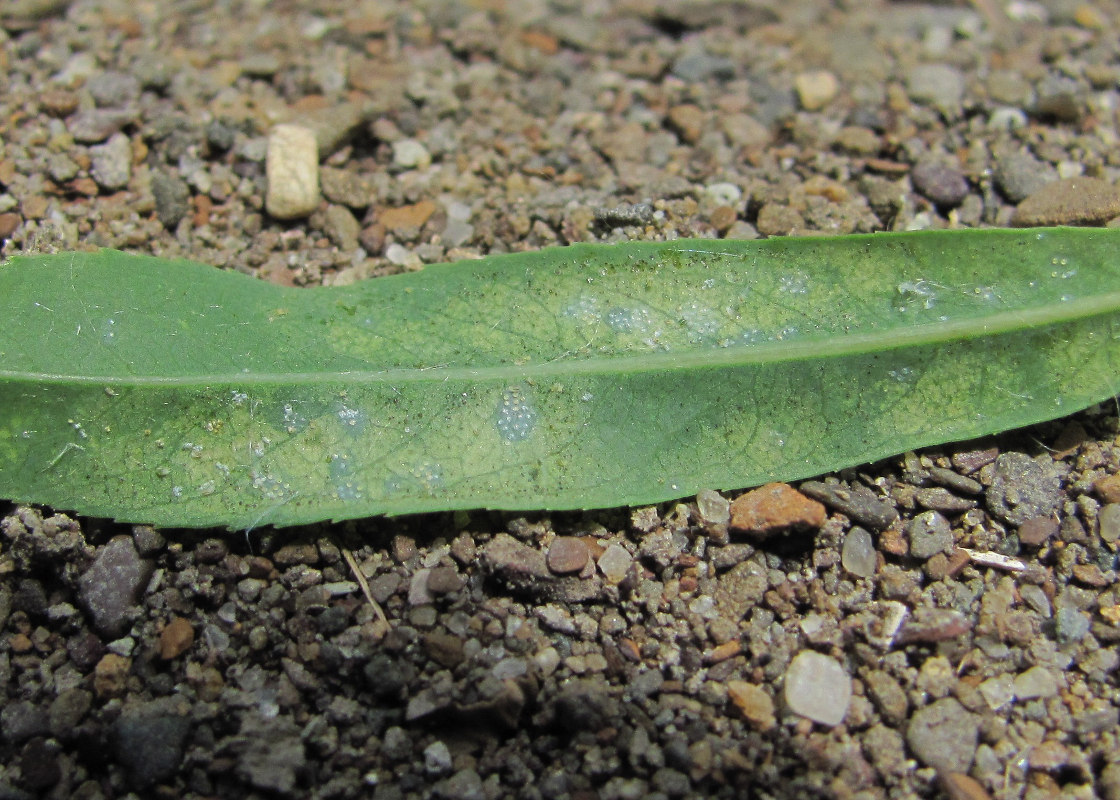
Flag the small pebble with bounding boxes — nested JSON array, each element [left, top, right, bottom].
[[1012, 176, 1120, 226], [89, 133, 132, 191], [841, 526, 877, 577], [908, 510, 953, 560], [150, 171, 191, 229], [783, 650, 851, 727], [906, 698, 980, 772], [906, 63, 965, 109], [1013, 666, 1057, 700], [994, 151, 1057, 203], [547, 536, 590, 574], [799, 481, 899, 529], [78, 536, 155, 639], [597, 543, 632, 584], [1017, 516, 1058, 547], [938, 772, 994, 800], [159, 616, 194, 660], [795, 69, 839, 111], [729, 483, 825, 537], [910, 161, 969, 208], [87, 70, 140, 107], [265, 124, 320, 220], [696, 489, 730, 525], [392, 138, 431, 169], [66, 108, 137, 143], [727, 680, 776, 731]]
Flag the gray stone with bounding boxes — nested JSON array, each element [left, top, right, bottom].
[[150, 170, 191, 229], [381, 726, 411, 761], [48, 688, 92, 737], [908, 510, 953, 559], [319, 204, 360, 251], [906, 697, 980, 772], [984, 453, 1063, 526], [66, 108, 137, 143], [906, 63, 965, 109], [77, 535, 154, 638], [799, 481, 899, 529], [1056, 604, 1090, 643], [89, 133, 132, 190], [1, 700, 49, 743], [227, 714, 306, 795], [424, 740, 453, 776], [670, 52, 736, 82], [911, 161, 969, 208], [714, 559, 768, 618], [1013, 666, 1058, 700], [87, 71, 141, 107], [434, 768, 485, 800], [112, 698, 191, 788], [995, 151, 1058, 204]]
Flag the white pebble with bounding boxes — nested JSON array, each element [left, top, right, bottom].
[[696, 489, 730, 524], [265, 124, 320, 220], [393, 138, 431, 169], [423, 741, 452, 776], [784, 650, 851, 726]]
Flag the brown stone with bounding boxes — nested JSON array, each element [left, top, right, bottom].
[[1012, 177, 1120, 226], [1051, 421, 1088, 458], [709, 204, 736, 232], [520, 29, 559, 54], [547, 536, 590, 574], [755, 203, 803, 236], [727, 680, 776, 731], [159, 616, 195, 660], [378, 199, 437, 234], [1094, 473, 1120, 504], [667, 103, 704, 144], [704, 641, 741, 664], [1018, 517, 1058, 547], [21, 195, 48, 220], [93, 653, 131, 698], [1072, 563, 1110, 588], [0, 212, 18, 238], [945, 548, 971, 578], [879, 526, 909, 557], [938, 771, 993, 800], [1028, 740, 1069, 771], [426, 565, 464, 594], [729, 483, 826, 537], [40, 89, 79, 117]]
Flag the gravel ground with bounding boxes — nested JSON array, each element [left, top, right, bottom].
[[2, 1, 1120, 798]]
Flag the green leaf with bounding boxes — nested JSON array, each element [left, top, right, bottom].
[[1, 227, 1118, 529]]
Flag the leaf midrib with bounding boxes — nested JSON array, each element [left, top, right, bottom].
[[5, 290, 1119, 387]]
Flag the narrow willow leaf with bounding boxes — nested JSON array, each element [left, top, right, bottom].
[[1, 227, 1118, 529]]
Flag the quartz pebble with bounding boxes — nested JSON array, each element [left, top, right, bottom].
[[265, 124, 320, 220], [696, 489, 730, 524], [783, 650, 851, 727], [841, 526, 877, 577], [597, 543, 632, 584]]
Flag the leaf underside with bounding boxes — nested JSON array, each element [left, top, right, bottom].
[[1, 227, 1118, 529]]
